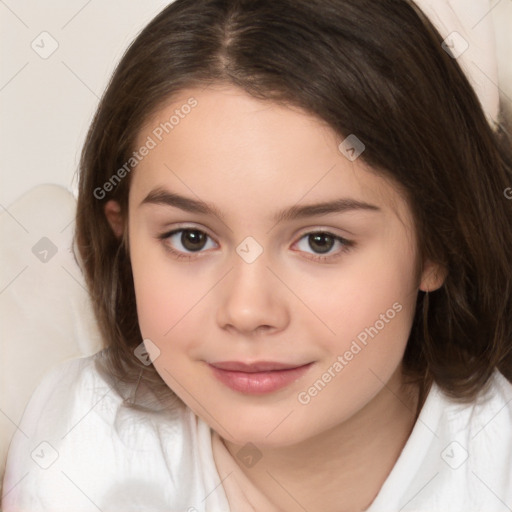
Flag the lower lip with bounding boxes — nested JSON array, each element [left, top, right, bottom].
[[208, 363, 313, 394]]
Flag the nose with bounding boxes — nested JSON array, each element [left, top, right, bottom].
[[216, 252, 290, 336]]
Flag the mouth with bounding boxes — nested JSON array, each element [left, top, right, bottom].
[[208, 360, 314, 394]]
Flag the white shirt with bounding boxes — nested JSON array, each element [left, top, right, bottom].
[[2, 350, 512, 511]]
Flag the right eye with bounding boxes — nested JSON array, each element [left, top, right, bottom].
[[158, 227, 218, 260]]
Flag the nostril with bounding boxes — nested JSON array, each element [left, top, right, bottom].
[[255, 325, 274, 334]]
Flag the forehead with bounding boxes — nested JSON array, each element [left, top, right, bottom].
[[136, 84, 339, 170], [130, 84, 411, 227]]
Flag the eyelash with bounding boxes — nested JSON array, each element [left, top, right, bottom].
[[157, 227, 355, 263]]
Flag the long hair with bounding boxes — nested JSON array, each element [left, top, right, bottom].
[[73, 0, 512, 407]]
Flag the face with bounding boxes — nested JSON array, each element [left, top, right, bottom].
[[109, 84, 440, 447]]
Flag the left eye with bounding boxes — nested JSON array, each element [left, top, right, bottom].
[[294, 232, 350, 257]]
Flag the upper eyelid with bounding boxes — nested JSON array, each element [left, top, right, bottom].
[[163, 224, 218, 241]]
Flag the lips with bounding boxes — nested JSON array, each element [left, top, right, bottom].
[[208, 360, 314, 394], [210, 361, 307, 372]]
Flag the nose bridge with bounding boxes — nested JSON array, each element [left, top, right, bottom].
[[216, 242, 289, 334], [231, 245, 271, 292]]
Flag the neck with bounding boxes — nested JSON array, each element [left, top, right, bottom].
[[223, 367, 420, 512]]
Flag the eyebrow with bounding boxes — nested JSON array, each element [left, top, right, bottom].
[[139, 187, 381, 223]]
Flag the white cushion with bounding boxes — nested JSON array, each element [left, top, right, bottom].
[[0, 184, 102, 483]]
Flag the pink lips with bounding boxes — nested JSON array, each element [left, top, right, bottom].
[[208, 360, 313, 394]]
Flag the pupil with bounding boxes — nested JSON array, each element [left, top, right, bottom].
[[310, 233, 334, 254], [182, 230, 206, 251]]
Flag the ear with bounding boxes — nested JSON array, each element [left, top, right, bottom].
[[419, 259, 447, 292], [104, 200, 124, 239]]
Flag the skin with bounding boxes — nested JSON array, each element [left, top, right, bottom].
[[104, 84, 445, 511]]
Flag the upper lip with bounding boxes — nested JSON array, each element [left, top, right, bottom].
[[209, 361, 311, 372]]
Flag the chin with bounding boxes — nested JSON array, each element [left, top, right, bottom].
[[208, 408, 316, 449], [224, 427, 306, 449]]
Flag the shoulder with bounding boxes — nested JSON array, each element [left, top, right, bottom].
[[436, 371, 512, 455], [465, 371, 512, 437], [428, 371, 512, 508], [7, 351, 134, 438], [369, 371, 512, 511], [6, 349, 189, 438], [1, 350, 216, 512], [6, 353, 105, 441]]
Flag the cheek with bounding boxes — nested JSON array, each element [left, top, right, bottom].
[[301, 269, 414, 424], [296, 238, 418, 356], [129, 228, 205, 348], [131, 256, 210, 389]]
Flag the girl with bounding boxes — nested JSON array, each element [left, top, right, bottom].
[[2, 0, 512, 510]]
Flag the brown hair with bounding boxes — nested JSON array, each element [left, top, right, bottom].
[[74, 0, 512, 407]]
